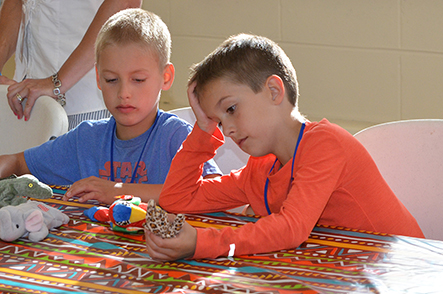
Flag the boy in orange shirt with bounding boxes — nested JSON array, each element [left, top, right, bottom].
[[145, 34, 424, 261]]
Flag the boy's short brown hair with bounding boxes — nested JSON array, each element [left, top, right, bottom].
[[95, 8, 171, 69], [189, 34, 299, 106]]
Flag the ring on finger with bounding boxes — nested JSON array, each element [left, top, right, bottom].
[[16, 93, 23, 102]]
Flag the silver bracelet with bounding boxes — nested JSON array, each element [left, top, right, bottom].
[[51, 73, 66, 107]]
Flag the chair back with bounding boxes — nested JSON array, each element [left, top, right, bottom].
[[0, 84, 68, 155], [354, 119, 443, 240], [169, 107, 249, 175]]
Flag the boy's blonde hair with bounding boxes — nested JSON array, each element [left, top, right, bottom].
[[95, 8, 171, 69], [189, 34, 299, 107]]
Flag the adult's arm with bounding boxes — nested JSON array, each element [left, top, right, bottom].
[[6, 0, 143, 120], [0, 0, 22, 84], [54, 0, 143, 94]]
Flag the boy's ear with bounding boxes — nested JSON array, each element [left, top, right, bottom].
[[95, 64, 102, 90], [162, 63, 175, 91], [266, 75, 285, 105]]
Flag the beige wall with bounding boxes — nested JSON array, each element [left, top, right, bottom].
[[2, 55, 14, 78], [144, 0, 443, 134], [5, 1, 442, 134]]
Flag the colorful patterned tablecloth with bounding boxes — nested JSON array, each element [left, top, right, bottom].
[[0, 188, 442, 293]]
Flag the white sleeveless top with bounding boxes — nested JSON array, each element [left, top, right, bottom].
[[14, 0, 106, 116]]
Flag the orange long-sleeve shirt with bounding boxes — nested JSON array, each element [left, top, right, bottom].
[[160, 119, 424, 259]]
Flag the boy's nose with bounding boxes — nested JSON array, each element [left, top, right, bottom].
[[118, 82, 131, 99], [222, 123, 235, 138]]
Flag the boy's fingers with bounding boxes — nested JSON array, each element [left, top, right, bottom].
[[145, 229, 176, 251], [145, 231, 166, 256], [64, 182, 89, 201], [187, 82, 200, 109], [65, 185, 82, 198], [78, 193, 93, 203], [146, 247, 172, 261], [78, 191, 106, 203], [67, 177, 96, 195], [187, 88, 218, 134], [145, 233, 177, 261]]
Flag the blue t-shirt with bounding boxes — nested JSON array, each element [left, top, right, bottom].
[[24, 110, 221, 185]]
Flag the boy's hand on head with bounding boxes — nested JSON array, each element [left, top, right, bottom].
[[188, 82, 218, 135], [63, 176, 117, 204], [145, 220, 197, 261]]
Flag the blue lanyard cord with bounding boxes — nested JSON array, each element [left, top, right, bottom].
[[264, 122, 305, 215], [110, 113, 159, 183]]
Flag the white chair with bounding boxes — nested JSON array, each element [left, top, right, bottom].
[[168, 107, 249, 175], [0, 84, 68, 155], [354, 119, 443, 240]]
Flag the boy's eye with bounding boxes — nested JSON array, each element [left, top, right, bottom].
[[227, 105, 236, 114], [105, 78, 117, 83], [134, 78, 146, 83]]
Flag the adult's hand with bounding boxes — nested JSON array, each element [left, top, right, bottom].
[[6, 77, 54, 120]]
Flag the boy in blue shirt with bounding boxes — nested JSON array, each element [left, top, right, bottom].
[[0, 9, 220, 204]]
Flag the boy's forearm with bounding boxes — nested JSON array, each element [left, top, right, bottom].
[[109, 175, 217, 205], [0, 0, 22, 71], [0, 153, 30, 178], [160, 126, 224, 213]]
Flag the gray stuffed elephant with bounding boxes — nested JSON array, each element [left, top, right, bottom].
[[0, 200, 69, 242]]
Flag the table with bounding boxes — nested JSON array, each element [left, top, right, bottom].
[[0, 187, 442, 293]]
